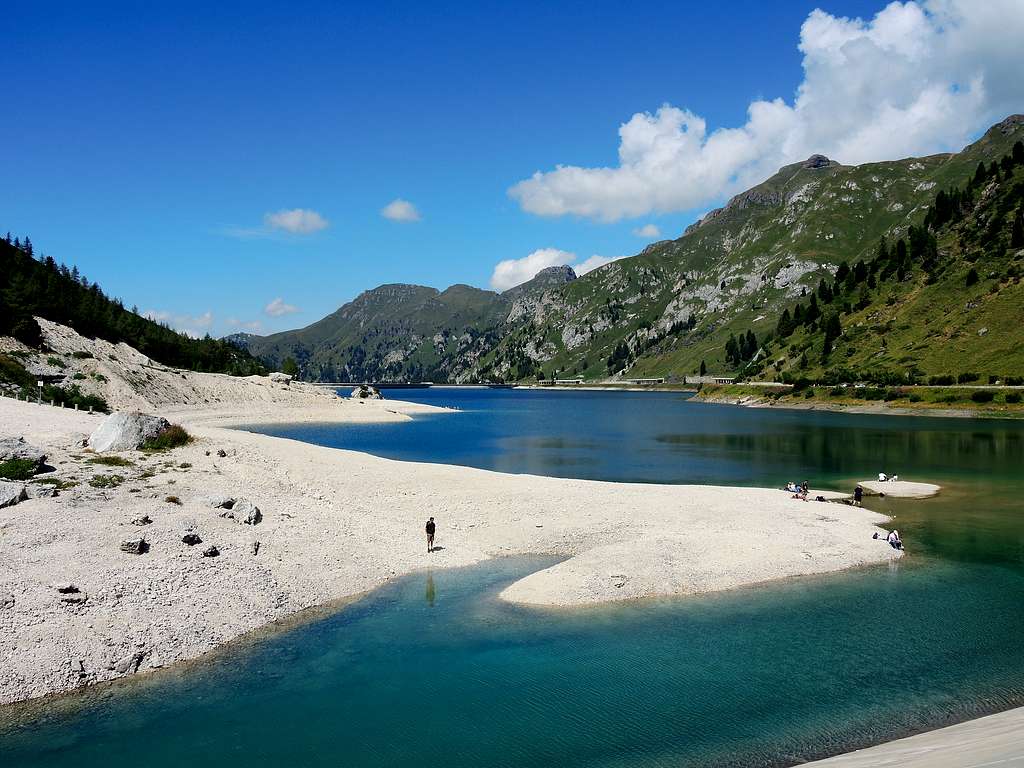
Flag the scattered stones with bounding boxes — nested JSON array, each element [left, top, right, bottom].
[[202, 545, 220, 558], [0, 437, 47, 472], [218, 498, 262, 525], [207, 495, 234, 509], [56, 585, 88, 605], [0, 482, 29, 508], [131, 515, 153, 526], [1, 592, 14, 609], [70, 659, 86, 676], [26, 484, 58, 499], [88, 411, 170, 453], [978, 327, 989, 336], [111, 651, 144, 675], [216, 449, 227, 458], [251, 540, 261, 556], [181, 532, 203, 546], [119, 538, 148, 555], [269, 372, 293, 384]]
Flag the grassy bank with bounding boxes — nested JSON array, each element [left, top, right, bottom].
[[697, 383, 1024, 418]]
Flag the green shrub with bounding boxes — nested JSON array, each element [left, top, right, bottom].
[[928, 375, 955, 385], [803, 389, 815, 399], [72, 351, 93, 359], [957, 372, 979, 384], [164, 495, 182, 505], [88, 474, 124, 488], [92, 373, 107, 383], [970, 390, 995, 403], [829, 386, 844, 396], [909, 393, 923, 402], [143, 424, 191, 451], [72, 372, 86, 380], [46, 356, 65, 368], [87, 455, 133, 467], [965, 268, 979, 286], [0, 458, 39, 480], [1006, 392, 1022, 404], [884, 389, 902, 401]]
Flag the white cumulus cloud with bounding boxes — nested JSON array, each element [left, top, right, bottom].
[[509, 0, 1024, 221], [632, 223, 661, 238], [264, 208, 329, 234], [489, 248, 627, 290], [575, 254, 627, 275], [144, 309, 214, 338], [264, 298, 301, 317], [381, 198, 422, 222]]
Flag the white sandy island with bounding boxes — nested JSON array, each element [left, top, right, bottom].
[[0, 320, 902, 707], [860, 480, 941, 498]]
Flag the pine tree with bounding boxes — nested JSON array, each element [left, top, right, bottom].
[[1012, 207, 1024, 249], [1014, 141, 1024, 165], [776, 308, 794, 338], [699, 359, 707, 377], [725, 333, 739, 365], [973, 161, 987, 185]]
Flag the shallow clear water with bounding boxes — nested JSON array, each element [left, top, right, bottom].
[[3, 391, 1023, 767]]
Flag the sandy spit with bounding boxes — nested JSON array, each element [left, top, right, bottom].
[[0, 391, 902, 706], [802, 706, 1024, 767]]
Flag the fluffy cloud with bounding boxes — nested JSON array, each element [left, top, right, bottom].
[[144, 309, 214, 338], [381, 198, 422, 222], [510, 0, 1024, 221], [632, 223, 661, 238], [264, 208, 329, 234], [490, 248, 574, 291], [574, 254, 626, 275], [489, 248, 626, 290], [264, 297, 301, 317]]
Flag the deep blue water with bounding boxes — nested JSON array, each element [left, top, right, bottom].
[[2, 390, 1023, 767]]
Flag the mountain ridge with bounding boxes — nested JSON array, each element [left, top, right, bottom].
[[233, 115, 1024, 383]]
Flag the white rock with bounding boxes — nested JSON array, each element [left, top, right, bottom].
[[88, 412, 170, 453], [0, 482, 28, 509]]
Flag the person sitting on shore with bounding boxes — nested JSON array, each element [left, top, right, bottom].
[[890, 474, 899, 483], [878, 472, 888, 482], [785, 481, 797, 493], [791, 480, 809, 502], [886, 529, 903, 550]]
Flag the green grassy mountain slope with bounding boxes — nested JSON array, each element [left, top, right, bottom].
[[741, 139, 1024, 386], [476, 115, 1024, 382], [235, 266, 577, 381]]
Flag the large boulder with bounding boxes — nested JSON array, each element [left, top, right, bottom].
[[89, 412, 170, 453], [350, 384, 383, 400], [0, 482, 28, 509], [0, 437, 47, 471], [218, 498, 262, 525], [268, 372, 293, 384]]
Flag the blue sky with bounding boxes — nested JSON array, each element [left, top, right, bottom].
[[4, 0, 1021, 336]]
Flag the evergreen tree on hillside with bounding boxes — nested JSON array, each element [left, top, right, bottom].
[[1012, 206, 1024, 249], [0, 237, 265, 375]]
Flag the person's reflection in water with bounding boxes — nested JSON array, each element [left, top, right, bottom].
[[425, 572, 436, 607]]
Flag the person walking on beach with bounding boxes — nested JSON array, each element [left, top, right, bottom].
[[425, 517, 436, 553], [854, 485, 863, 506]]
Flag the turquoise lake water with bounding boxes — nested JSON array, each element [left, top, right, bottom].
[[2, 390, 1023, 767]]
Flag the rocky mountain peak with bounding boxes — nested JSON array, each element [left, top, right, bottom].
[[802, 154, 833, 169]]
